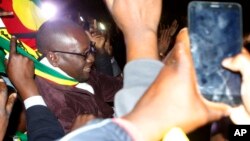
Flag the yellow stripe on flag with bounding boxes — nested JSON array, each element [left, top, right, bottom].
[[35, 69, 78, 85], [13, 0, 48, 31]]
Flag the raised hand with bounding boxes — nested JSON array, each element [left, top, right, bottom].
[[122, 28, 230, 141], [85, 31, 106, 52], [104, 0, 162, 61], [104, 0, 161, 35], [6, 36, 39, 100]]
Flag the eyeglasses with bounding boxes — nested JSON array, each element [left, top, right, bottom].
[[51, 42, 96, 60]]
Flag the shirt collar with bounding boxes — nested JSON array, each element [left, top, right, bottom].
[[39, 58, 94, 94]]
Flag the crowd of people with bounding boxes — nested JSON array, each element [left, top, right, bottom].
[[0, 0, 250, 141]]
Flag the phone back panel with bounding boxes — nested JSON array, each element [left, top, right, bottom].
[[188, 1, 242, 106]]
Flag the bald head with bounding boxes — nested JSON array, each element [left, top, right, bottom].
[[36, 19, 88, 55]]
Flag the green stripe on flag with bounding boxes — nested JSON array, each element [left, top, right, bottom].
[[0, 49, 6, 73]]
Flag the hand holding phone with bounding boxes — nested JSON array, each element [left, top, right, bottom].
[[188, 1, 242, 106]]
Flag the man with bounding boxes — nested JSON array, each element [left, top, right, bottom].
[[35, 19, 122, 132]]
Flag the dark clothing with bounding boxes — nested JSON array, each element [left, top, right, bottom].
[[26, 105, 65, 141], [94, 51, 114, 76], [35, 70, 123, 132]]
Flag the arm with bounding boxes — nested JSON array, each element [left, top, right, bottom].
[[26, 105, 65, 141], [104, 0, 160, 62], [120, 28, 230, 141], [114, 59, 164, 116], [104, 0, 162, 116], [7, 36, 65, 141]]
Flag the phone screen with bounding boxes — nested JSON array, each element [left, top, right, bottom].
[[188, 1, 242, 106]]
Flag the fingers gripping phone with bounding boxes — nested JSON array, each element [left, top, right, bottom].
[[188, 1, 242, 106]]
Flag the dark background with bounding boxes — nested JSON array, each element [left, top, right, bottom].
[[59, 0, 250, 69], [65, 0, 249, 31]]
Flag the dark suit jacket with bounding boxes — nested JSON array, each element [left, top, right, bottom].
[[26, 105, 65, 141]]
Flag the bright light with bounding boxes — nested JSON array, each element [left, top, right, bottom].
[[80, 16, 84, 22], [41, 2, 58, 19], [98, 22, 106, 31]]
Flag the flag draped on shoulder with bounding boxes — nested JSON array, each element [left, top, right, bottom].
[[0, 29, 78, 86], [0, 0, 78, 85]]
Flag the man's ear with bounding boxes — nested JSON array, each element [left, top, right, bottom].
[[46, 51, 59, 67]]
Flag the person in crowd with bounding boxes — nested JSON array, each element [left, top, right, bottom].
[[82, 17, 122, 77], [34, 18, 123, 132], [84, 18, 117, 76]]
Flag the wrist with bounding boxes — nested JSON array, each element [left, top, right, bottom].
[[124, 28, 157, 40], [124, 30, 159, 62], [17, 82, 40, 100], [24, 96, 47, 109]]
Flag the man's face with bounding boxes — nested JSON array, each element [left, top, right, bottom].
[[52, 30, 95, 82]]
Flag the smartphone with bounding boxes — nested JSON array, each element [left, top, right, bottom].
[[188, 1, 242, 106]]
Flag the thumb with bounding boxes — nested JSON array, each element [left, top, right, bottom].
[[6, 93, 17, 116], [221, 56, 241, 72], [222, 48, 250, 75]]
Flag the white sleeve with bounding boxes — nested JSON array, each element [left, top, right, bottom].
[[24, 96, 47, 109], [114, 59, 164, 117]]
